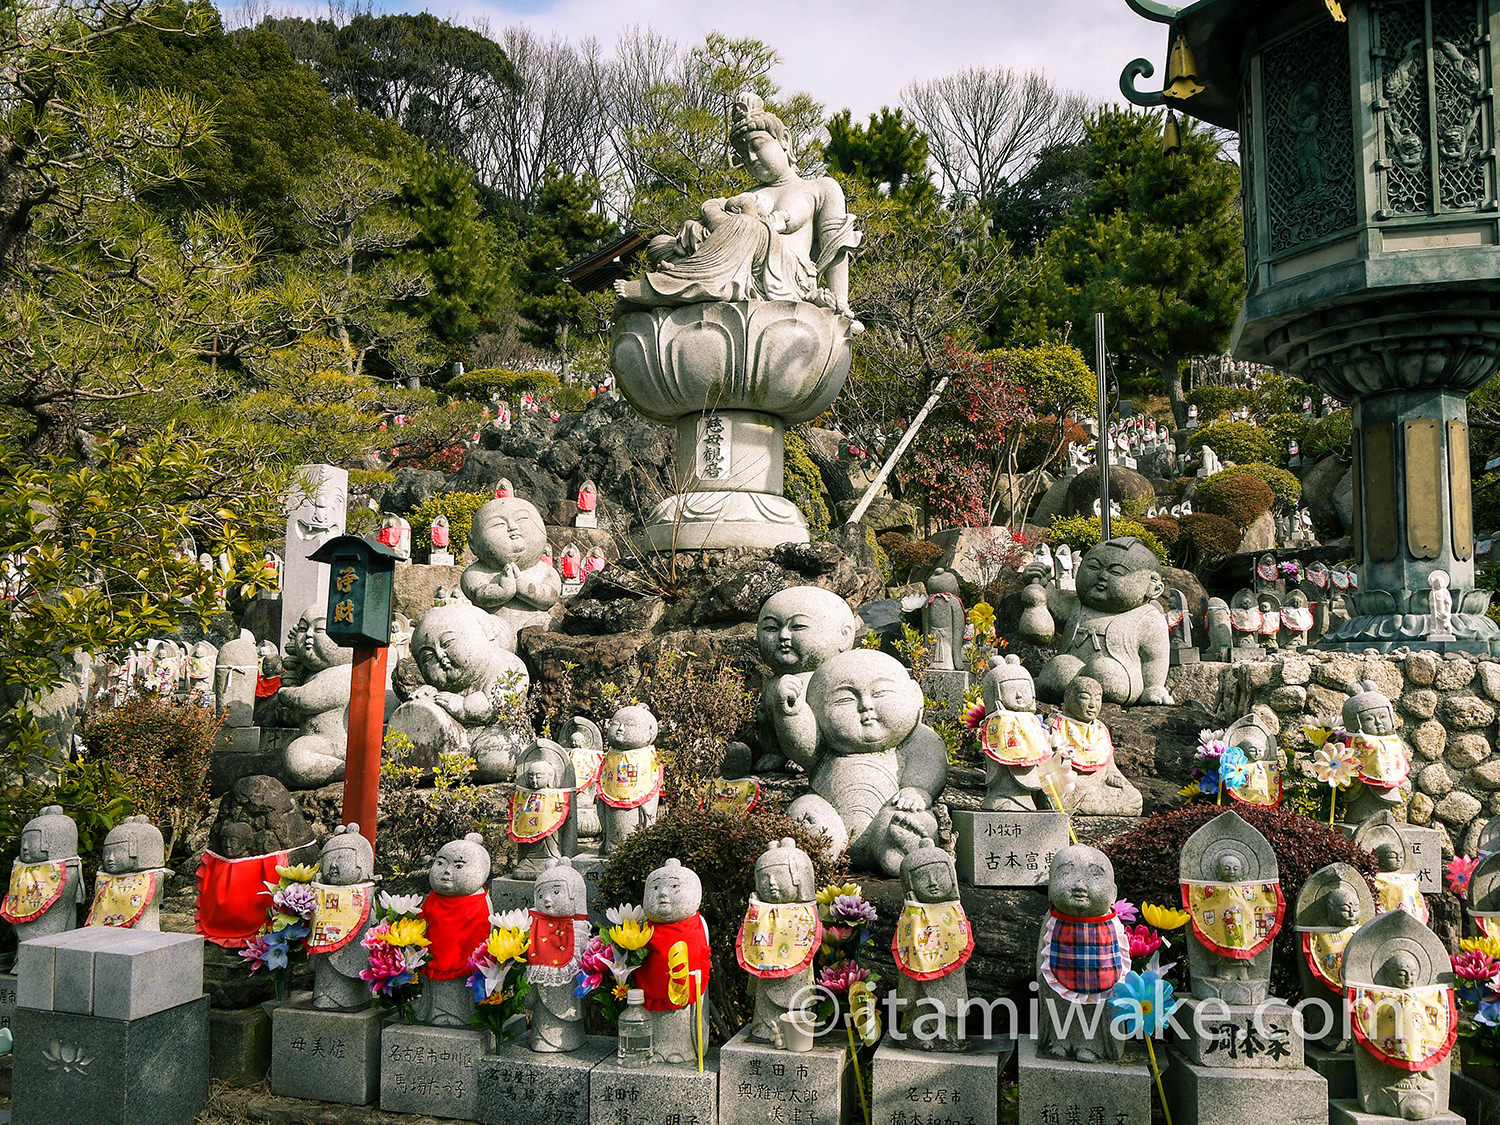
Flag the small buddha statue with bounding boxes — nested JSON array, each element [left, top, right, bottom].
[[894, 838, 972, 1051], [1294, 862, 1375, 1049], [1339, 681, 1410, 827], [1354, 813, 1429, 925], [737, 837, 820, 1043], [599, 705, 661, 855], [1048, 677, 1142, 815], [1, 805, 84, 943], [308, 824, 378, 1010], [1036, 843, 1130, 1062], [638, 859, 711, 1065], [418, 833, 493, 1027], [509, 738, 579, 878], [1180, 810, 1284, 1005], [561, 716, 604, 838], [527, 859, 591, 1053], [86, 815, 171, 930], [977, 655, 1052, 812]]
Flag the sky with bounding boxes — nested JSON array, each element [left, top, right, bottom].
[[346, 0, 1175, 116]]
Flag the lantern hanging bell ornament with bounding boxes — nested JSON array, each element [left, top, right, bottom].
[[1163, 110, 1182, 156], [1164, 34, 1205, 100], [1324, 1, 1346, 20]]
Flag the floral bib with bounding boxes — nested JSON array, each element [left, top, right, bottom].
[[1228, 761, 1282, 808], [1181, 879, 1284, 959], [982, 712, 1052, 767], [1300, 927, 1356, 991], [736, 899, 820, 979], [306, 881, 374, 954], [599, 747, 662, 809], [509, 788, 570, 844], [1374, 871, 1429, 925], [86, 869, 161, 928], [1348, 984, 1456, 1071], [1050, 716, 1113, 772], [1, 859, 67, 924], [1351, 734, 1409, 789], [708, 777, 762, 816], [892, 900, 974, 982]]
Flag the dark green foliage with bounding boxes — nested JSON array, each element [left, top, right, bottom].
[[1303, 410, 1354, 462], [1195, 472, 1274, 530], [1142, 516, 1181, 550], [597, 804, 843, 1034], [824, 107, 934, 204], [1174, 512, 1242, 567], [1264, 414, 1309, 465], [80, 697, 220, 857], [634, 647, 757, 796], [1185, 385, 1257, 421], [1473, 472, 1500, 536], [408, 491, 492, 560], [988, 141, 1093, 256], [784, 433, 831, 536], [1186, 421, 1276, 466], [511, 171, 620, 350], [1104, 805, 1378, 998], [446, 368, 563, 400]]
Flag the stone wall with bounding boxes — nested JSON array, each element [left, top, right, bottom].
[[1169, 648, 1500, 856]]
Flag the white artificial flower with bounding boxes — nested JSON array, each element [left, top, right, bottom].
[[490, 908, 530, 932], [605, 903, 645, 926], [379, 891, 425, 917]]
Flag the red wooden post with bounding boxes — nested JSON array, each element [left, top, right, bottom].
[[343, 644, 389, 849]]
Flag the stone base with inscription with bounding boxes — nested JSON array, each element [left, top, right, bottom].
[[1172, 998, 1302, 1069], [1017, 1036, 1152, 1125], [1170, 647, 1200, 666], [380, 1021, 495, 1120], [492, 854, 608, 924], [0, 970, 14, 1034], [950, 808, 1068, 888], [430, 550, 455, 566], [589, 1052, 719, 1125], [1306, 1043, 1356, 1102], [271, 995, 383, 1105], [1330, 1102, 1461, 1125], [477, 1034, 611, 1125], [718, 1025, 851, 1125], [1166, 1052, 1327, 1125], [872, 1036, 1007, 1125]]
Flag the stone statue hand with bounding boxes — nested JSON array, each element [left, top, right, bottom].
[[1140, 686, 1175, 705], [433, 691, 466, 715], [769, 210, 792, 233], [892, 787, 931, 813], [410, 684, 438, 702], [778, 680, 806, 713], [1022, 561, 1052, 584]]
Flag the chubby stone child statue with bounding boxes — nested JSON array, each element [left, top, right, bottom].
[[278, 610, 354, 788], [1020, 537, 1173, 706], [755, 586, 859, 768], [307, 824, 378, 1010], [637, 859, 711, 1064], [1048, 677, 1142, 815], [527, 859, 592, 1053], [785, 649, 950, 877], [1, 805, 84, 943], [736, 838, 822, 1044], [893, 839, 973, 1051], [978, 655, 1052, 811], [1037, 844, 1131, 1062], [599, 705, 662, 855], [418, 833, 494, 1027], [86, 815, 171, 930], [509, 738, 579, 878], [459, 496, 561, 642]]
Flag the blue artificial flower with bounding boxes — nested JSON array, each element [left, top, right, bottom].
[[1197, 770, 1222, 795], [1476, 993, 1500, 1028], [1219, 746, 1247, 770], [1220, 759, 1249, 790], [1109, 970, 1178, 1038]]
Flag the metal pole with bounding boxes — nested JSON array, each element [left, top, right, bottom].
[[845, 373, 956, 527], [1096, 312, 1111, 541]]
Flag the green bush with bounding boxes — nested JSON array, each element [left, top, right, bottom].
[[80, 697, 219, 857], [869, 527, 894, 585], [1196, 471, 1275, 529], [1252, 374, 1322, 418], [1141, 515, 1181, 550], [445, 367, 562, 401], [1263, 414, 1308, 465], [1186, 385, 1256, 421], [1175, 512, 1242, 567], [1104, 805, 1376, 998], [408, 491, 492, 561], [553, 386, 591, 413], [345, 506, 379, 536], [1474, 472, 1500, 535], [349, 469, 396, 491], [783, 433, 831, 536], [1303, 409, 1353, 462], [1045, 515, 1168, 564], [1220, 463, 1301, 512], [1186, 420, 1277, 465]]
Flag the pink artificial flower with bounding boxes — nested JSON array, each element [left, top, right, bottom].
[[816, 960, 870, 996], [962, 702, 988, 731], [1113, 900, 1139, 924], [238, 935, 271, 973], [1127, 925, 1162, 960], [1453, 950, 1500, 983], [824, 923, 855, 944], [1447, 855, 1481, 895]]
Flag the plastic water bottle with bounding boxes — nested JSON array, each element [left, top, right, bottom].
[[617, 988, 652, 1069]]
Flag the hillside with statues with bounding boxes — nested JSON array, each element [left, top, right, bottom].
[[5, 2, 1500, 1124]]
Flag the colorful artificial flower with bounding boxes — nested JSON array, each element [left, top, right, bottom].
[[1452, 949, 1500, 983], [848, 979, 882, 1045], [1311, 745, 1360, 787], [1127, 925, 1162, 960], [385, 916, 431, 949], [816, 960, 871, 995], [1141, 903, 1190, 930], [1462, 935, 1500, 960], [362, 935, 416, 996], [962, 701, 988, 731], [1478, 994, 1500, 1028], [1197, 770, 1222, 795], [608, 918, 654, 952], [274, 863, 319, 885], [1280, 561, 1302, 581], [1195, 731, 1229, 760], [817, 883, 862, 911], [574, 935, 608, 996], [1447, 855, 1481, 895], [491, 908, 530, 931], [827, 893, 878, 927], [273, 881, 317, 919], [378, 892, 424, 916], [1113, 900, 1139, 924], [605, 904, 646, 927], [238, 935, 272, 973], [1302, 721, 1337, 750], [487, 926, 530, 965], [968, 602, 996, 636], [1108, 970, 1178, 1038], [1218, 746, 1249, 790]]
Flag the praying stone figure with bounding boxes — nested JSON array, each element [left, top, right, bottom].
[[639, 859, 712, 1065], [737, 838, 821, 1044], [561, 716, 605, 839], [1343, 911, 1457, 1121], [278, 609, 354, 788], [1, 805, 83, 943], [86, 815, 170, 930], [893, 838, 972, 1051], [509, 737, 579, 878], [755, 587, 859, 769], [1340, 681, 1411, 827], [410, 601, 532, 782], [1047, 677, 1142, 815], [1428, 570, 1455, 639], [1021, 537, 1174, 707], [1355, 814, 1430, 925], [1180, 810, 1285, 1006], [418, 833, 493, 1028], [460, 496, 561, 643], [1295, 862, 1376, 1050], [785, 649, 950, 876], [978, 655, 1052, 812], [922, 570, 965, 671], [1036, 844, 1130, 1062], [526, 859, 591, 1052], [307, 824, 377, 1010], [599, 704, 662, 855], [1222, 713, 1283, 808]]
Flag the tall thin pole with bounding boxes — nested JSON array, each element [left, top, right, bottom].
[[343, 644, 389, 849], [1096, 312, 1111, 541]]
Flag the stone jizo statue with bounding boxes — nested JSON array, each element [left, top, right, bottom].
[[278, 609, 354, 789], [638, 859, 712, 1064], [922, 569, 965, 672], [1048, 677, 1142, 815], [1428, 570, 1455, 638], [526, 859, 591, 1052], [978, 655, 1052, 812], [1339, 681, 1410, 827], [1, 805, 84, 943], [1354, 813, 1429, 925], [1221, 713, 1282, 808], [509, 738, 579, 878], [561, 716, 604, 838], [599, 704, 662, 855], [737, 838, 821, 1044], [418, 833, 493, 1028], [1037, 844, 1130, 1062], [894, 838, 972, 1051], [460, 496, 561, 642], [86, 815, 170, 930], [1295, 862, 1376, 1049], [755, 586, 858, 770], [1180, 810, 1284, 1005], [307, 824, 377, 1010]]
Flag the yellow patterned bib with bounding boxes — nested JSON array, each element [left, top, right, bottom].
[[1050, 716, 1113, 772], [1351, 733, 1409, 788], [981, 712, 1052, 767], [1, 859, 66, 923], [1374, 871, 1429, 924], [571, 746, 603, 791], [599, 747, 661, 809], [1301, 927, 1355, 990], [892, 901, 974, 981], [1228, 761, 1281, 807], [1181, 879, 1284, 958], [708, 777, 762, 815], [1349, 984, 1455, 1071], [306, 882, 374, 954], [735, 899, 820, 978], [86, 870, 161, 927], [509, 788, 571, 844]]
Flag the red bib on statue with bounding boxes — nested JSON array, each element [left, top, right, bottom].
[[421, 891, 493, 981], [195, 849, 290, 949]]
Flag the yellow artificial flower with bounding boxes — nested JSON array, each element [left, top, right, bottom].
[[817, 883, 861, 907], [1303, 724, 1334, 750], [609, 918, 654, 951], [1177, 782, 1201, 800], [487, 926, 530, 964], [1462, 935, 1500, 959], [386, 917, 431, 949], [849, 981, 882, 1046], [1141, 903, 1191, 930], [614, 982, 631, 1001], [276, 863, 319, 885], [968, 603, 996, 635]]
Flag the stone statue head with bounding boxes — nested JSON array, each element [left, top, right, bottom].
[[534, 858, 587, 916], [900, 837, 957, 904], [806, 649, 924, 756], [1326, 885, 1361, 927], [1223, 713, 1276, 763], [470, 497, 547, 568], [430, 832, 491, 896], [1376, 950, 1420, 989], [319, 823, 374, 886], [644, 858, 702, 923], [1047, 844, 1118, 917], [20, 805, 78, 864], [562, 716, 603, 755], [517, 738, 573, 792], [757, 587, 858, 674], [1063, 676, 1104, 723], [1343, 680, 1396, 736], [754, 837, 816, 904], [720, 740, 753, 780], [1206, 597, 1230, 621], [729, 90, 794, 180], [101, 815, 164, 874], [724, 191, 766, 216], [982, 655, 1036, 715], [1076, 538, 1165, 614], [412, 602, 525, 695], [1354, 814, 1410, 874], [604, 704, 658, 751], [925, 569, 960, 597], [293, 610, 353, 673], [1181, 810, 1278, 885]]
